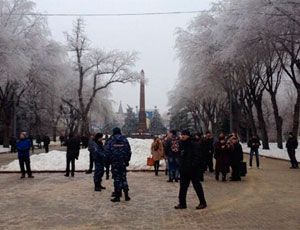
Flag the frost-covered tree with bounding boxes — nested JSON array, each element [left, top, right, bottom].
[[122, 106, 138, 136], [149, 109, 167, 135], [171, 0, 300, 148], [66, 18, 139, 135]]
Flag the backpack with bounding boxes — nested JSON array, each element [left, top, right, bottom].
[[170, 137, 180, 153]]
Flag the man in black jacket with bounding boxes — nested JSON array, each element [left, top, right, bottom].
[[65, 134, 80, 177], [247, 134, 261, 169], [174, 130, 207, 210], [43, 135, 50, 153], [286, 132, 299, 169], [203, 131, 214, 173]]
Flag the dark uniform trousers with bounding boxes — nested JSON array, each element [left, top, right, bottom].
[[112, 165, 129, 193], [179, 169, 206, 206], [94, 161, 104, 183]]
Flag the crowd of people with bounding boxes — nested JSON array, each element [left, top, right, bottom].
[[151, 130, 245, 182], [12, 127, 299, 209]]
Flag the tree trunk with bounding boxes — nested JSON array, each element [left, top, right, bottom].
[[81, 113, 90, 136], [3, 119, 11, 148], [248, 109, 257, 136], [254, 95, 269, 149], [292, 88, 300, 139], [53, 125, 57, 142], [270, 93, 283, 149]]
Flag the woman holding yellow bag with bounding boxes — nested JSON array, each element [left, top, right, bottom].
[[151, 137, 164, 176]]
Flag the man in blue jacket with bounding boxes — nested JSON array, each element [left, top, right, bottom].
[[105, 127, 131, 202], [17, 133, 34, 179]]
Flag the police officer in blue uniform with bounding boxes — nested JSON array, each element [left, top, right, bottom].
[[105, 128, 131, 202], [90, 133, 106, 191]]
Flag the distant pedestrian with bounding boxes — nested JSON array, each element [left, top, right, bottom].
[[247, 134, 261, 169], [43, 134, 50, 153], [105, 127, 131, 202], [90, 133, 106, 191], [64, 134, 80, 177], [29, 135, 34, 153], [229, 137, 243, 181], [203, 131, 214, 173], [86, 134, 95, 174], [194, 133, 204, 182], [36, 135, 42, 149], [214, 137, 230, 182], [59, 135, 65, 146], [164, 130, 180, 183], [174, 130, 207, 210], [9, 136, 17, 153], [286, 132, 299, 169], [81, 135, 89, 149], [213, 131, 225, 148], [151, 137, 164, 176], [17, 133, 34, 179]]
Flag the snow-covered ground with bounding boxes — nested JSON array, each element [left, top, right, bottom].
[[241, 142, 293, 161], [0, 138, 164, 171], [0, 145, 10, 153]]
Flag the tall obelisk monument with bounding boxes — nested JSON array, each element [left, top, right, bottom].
[[138, 70, 147, 133]]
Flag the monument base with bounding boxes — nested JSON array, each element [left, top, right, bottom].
[[130, 133, 153, 139]]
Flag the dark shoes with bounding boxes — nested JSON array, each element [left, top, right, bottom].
[[167, 179, 173, 183], [196, 204, 207, 210], [94, 182, 101, 192], [215, 175, 219, 181], [222, 177, 227, 182], [100, 184, 106, 190], [64, 174, 69, 177], [175, 179, 179, 183], [174, 204, 187, 209], [111, 196, 120, 202], [71, 173, 74, 177], [28, 175, 34, 178], [112, 192, 123, 198], [124, 191, 131, 201], [20, 175, 25, 179], [106, 175, 109, 180], [95, 187, 101, 192], [85, 170, 92, 174]]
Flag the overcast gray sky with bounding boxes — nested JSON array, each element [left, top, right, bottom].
[[34, 0, 215, 113]]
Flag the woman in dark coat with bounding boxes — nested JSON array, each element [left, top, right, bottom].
[[229, 137, 243, 181], [214, 137, 231, 181]]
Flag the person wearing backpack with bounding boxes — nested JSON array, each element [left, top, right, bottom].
[[164, 130, 180, 182]]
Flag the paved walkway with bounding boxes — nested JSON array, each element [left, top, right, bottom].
[[0, 156, 299, 230]]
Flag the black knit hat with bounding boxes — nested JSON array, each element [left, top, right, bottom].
[[112, 127, 121, 135], [95, 133, 103, 140], [181, 130, 191, 136]]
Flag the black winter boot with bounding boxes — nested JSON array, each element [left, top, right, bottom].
[[112, 191, 123, 197], [100, 183, 106, 190], [94, 182, 101, 192], [111, 192, 121, 202], [124, 191, 131, 201]]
